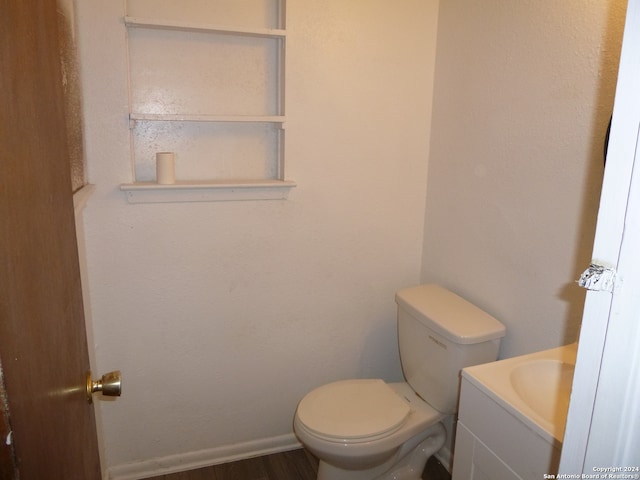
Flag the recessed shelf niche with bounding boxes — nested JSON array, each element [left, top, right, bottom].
[[120, 0, 294, 203]]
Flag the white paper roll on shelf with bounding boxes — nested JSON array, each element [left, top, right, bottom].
[[156, 152, 175, 184]]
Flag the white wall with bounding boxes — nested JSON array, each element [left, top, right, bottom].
[[75, 0, 439, 474], [421, 0, 627, 359]]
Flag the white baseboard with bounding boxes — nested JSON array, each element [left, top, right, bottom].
[[107, 433, 302, 480]]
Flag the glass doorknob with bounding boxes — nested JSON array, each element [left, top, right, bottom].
[[86, 370, 121, 403]]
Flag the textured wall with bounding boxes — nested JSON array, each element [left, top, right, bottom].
[[75, 0, 439, 473], [422, 0, 627, 358]]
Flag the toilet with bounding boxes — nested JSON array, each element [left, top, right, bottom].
[[293, 284, 506, 480]]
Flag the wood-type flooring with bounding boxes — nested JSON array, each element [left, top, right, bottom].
[[146, 448, 451, 480]]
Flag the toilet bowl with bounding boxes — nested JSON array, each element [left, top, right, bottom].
[[294, 380, 446, 480], [293, 284, 506, 480]]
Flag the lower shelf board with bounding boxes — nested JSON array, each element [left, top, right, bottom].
[[119, 179, 296, 203]]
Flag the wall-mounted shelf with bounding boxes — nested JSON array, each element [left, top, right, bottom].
[[121, 0, 292, 203], [120, 179, 296, 203], [124, 16, 286, 39], [128, 113, 286, 128]]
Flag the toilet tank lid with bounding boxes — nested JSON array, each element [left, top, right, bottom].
[[395, 284, 506, 344]]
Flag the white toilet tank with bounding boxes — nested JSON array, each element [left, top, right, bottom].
[[395, 284, 506, 414]]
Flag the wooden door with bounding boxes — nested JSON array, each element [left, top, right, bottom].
[[0, 0, 102, 478]]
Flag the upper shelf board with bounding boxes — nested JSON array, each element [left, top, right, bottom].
[[124, 16, 286, 39]]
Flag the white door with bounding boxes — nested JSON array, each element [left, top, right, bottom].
[[560, 0, 640, 471]]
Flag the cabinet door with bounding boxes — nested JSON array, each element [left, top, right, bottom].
[[453, 423, 522, 480]]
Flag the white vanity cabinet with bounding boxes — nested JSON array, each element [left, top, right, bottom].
[[452, 376, 562, 480]]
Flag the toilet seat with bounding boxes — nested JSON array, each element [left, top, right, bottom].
[[296, 379, 411, 442]]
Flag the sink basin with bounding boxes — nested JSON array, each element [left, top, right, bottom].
[[510, 359, 574, 426], [461, 343, 577, 444]]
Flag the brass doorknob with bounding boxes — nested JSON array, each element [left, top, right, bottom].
[[86, 370, 122, 403]]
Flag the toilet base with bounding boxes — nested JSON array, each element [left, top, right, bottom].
[[316, 422, 446, 480]]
